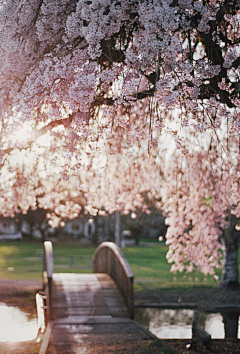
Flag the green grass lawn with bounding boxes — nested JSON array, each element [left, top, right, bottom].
[[122, 242, 221, 293], [0, 239, 234, 293], [0, 240, 96, 280]]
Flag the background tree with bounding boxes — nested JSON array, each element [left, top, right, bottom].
[[0, 128, 162, 235], [18, 207, 49, 241]]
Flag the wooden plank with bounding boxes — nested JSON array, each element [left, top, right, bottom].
[[38, 322, 52, 354], [52, 301, 107, 309], [53, 273, 116, 284], [53, 273, 100, 281], [51, 272, 129, 321], [54, 316, 129, 324], [103, 297, 125, 306], [52, 307, 109, 317], [50, 320, 152, 345], [52, 283, 102, 290], [54, 316, 114, 324]]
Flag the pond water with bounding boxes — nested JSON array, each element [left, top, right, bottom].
[[1, 302, 239, 342], [135, 308, 240, 339], [0, 303, 38, 342]]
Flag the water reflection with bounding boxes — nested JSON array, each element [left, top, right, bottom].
[[135, 308, 240, 339], [0, 303, 38, 342], [205, 313, 225, 339]]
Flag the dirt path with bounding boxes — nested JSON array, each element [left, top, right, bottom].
[[0, 279, 42, 316]]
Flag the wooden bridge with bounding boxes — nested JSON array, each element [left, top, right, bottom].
[[37, 241, 177, 354]]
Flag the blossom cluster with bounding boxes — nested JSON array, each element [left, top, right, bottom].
[[0, 1, 239, 268], [0, 0, 239, 150], [0, 127, 162, 228], [161, 140, 240, 276]]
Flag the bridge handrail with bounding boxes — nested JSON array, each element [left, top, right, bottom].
[[43, 241, 53, 322], [92, 241, 134, 319]]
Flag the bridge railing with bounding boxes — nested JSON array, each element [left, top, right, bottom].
[[92, 241, 134, 319], [43, 241, 53, 323]]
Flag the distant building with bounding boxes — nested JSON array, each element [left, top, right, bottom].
[[0, 218, 17, 234], [0, 217, 22, 241], [64, 219, 84, 238]]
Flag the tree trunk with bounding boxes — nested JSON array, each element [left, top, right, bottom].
[[221, 212, 239, 287], [221, 247, 239, 287], [115, 210, 121, 247], [221, 310, 239, 338]]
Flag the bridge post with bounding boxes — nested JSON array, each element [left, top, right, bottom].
[[43, 241, 53, 323]]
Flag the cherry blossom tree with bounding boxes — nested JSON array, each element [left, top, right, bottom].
[[161, 136, 240, 286], [0, 0, 239, 280], [0, 128, 161, 231], [0, 0, 239, 161], [0, 144, 84, 227], [0, 1, 239, 170]]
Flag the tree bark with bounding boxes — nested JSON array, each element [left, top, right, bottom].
[[221, 310, 239, 339], [221, 212, 239, 287], [115, 210, 121, 247]]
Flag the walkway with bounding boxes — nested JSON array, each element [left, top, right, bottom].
[[38, 242, 178, 354]]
